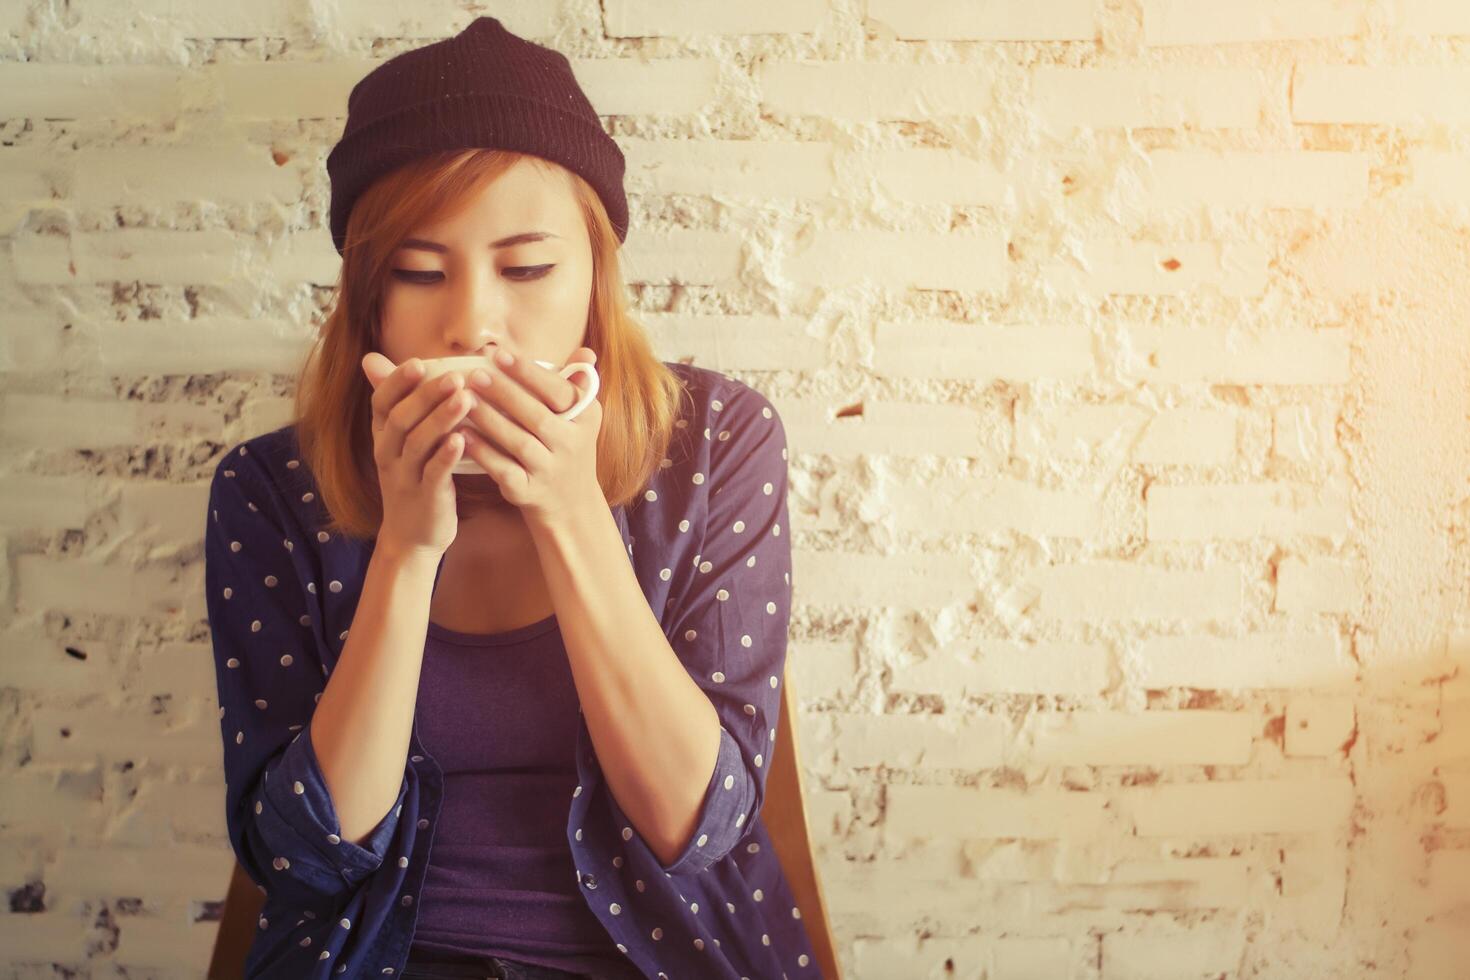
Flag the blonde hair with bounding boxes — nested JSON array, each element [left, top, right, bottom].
[[291, 148, 689, 540]]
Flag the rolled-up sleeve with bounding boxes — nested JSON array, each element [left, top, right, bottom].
[[205, 448, 406, 905], [653, 384, 793, 876]]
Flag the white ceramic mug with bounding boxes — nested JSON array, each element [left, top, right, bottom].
[[417, 355, 600, 475]]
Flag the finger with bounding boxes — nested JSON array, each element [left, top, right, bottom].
[[426, 429, 465, 485], [366, 354, 420, 432], [405, 385, 476, 482], [476, 360, 560, 432], [461, 395, 533, 464], [382, 369, 464, 470], [461, 426, 514, 481]]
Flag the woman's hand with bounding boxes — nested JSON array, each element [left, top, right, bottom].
[[458, 346, 605, 528]]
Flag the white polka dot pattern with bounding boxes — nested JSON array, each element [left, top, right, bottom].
[[203, 366, 816, 980]]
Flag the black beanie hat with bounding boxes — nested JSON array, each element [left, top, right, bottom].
[[325, 16, 628, 256]]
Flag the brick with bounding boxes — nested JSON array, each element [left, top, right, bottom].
[[1, 394, 140, 449], [869, 0, 1096, 40], [1032, 67, 1267, 130], [1406, 150, 1470, 205], [1275, 557, 1363, 615], [1119, 325, 1352, 385], [771, 393, 1009, 462], [1147, 483, 1351, 541], [787, 640, 859, 701], [263, 232, 341, 287], [1293, 66, 1470, 126], [0, 64, 189, 120], [758, 61, 994, 120], [1102, 924, 1244, 979], [209, 60, 365, 119], [1124, 778, 1353, 836], [1280, 839, 1348, 938], [620, 229, 745, 286], [1143, 0, 1368, 45], [136, 641, 218, 702], [0, 2, 27, 34], [0, 148, 55, 236], [118, 481, 210, 548], [75, 316, 310, 375], [14, 229, 242, 285], [0, 765, 105, 834], [1041, 239, 1269, 297], [16, 555, 199, 621], [0, 311, 66, 372], [851, 935, 1075, 980], [1016, 711, 1253, 766], [49, 843, 233, 901], [1141, 150, 1371, 209], [1440, 774, 1470, 829], [1033, 561, 1245, 622], [332, 1, 556, 40], [0, 474, 89, 531], [74, 144, 303, 208], [570, 58, 721, 116], [0, 908, 85, 963], [874, 321, 1093, 382], [887, 784, 1111, 840], [794, 549, 975, 609], [1400, 0, 1470, 35], [837, 712, 1006, 770], [1134, 632, 1355, 690], [856, 146, 1007, 206], [785, 229, 1007, 291], [115, 774, 225, 841], [620, 137, 834, 199], [1110, 857, 1250, 909], [890, 477, 1104, 539], [604, 0, 824, 37], [71, 0, 300, 38], [1284, 696, 1355, 757], [1136, 409, 1238, 465], [30, 704, 220, 769], [891, 640, 1110, 699], [1424, 850, 1470, 914], [0, 625, 121, 694], [114, 917, 220, 973], [638, 313, 829, 373], [1272, 405, 1341, 462], [1017, 404, 1236, 465]]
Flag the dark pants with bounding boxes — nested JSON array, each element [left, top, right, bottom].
[[401, 949, 596, 980]]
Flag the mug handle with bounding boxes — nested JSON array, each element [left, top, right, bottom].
[[532, 359, 600, 421]]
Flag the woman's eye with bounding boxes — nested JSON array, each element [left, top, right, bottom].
[[389, 265, 555, 284]]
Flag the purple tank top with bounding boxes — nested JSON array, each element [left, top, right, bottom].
[[407, 613, 641, 978]]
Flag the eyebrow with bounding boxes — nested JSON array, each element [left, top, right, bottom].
[[398, 231, 561, 253]]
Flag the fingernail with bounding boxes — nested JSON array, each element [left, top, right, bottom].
[[495, 349, 514, 367], [471, 368, 492, 388]]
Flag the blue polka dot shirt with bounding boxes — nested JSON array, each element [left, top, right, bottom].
[[205, 362, 824, 979]]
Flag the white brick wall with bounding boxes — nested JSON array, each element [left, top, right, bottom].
[[3, 1, 1469, 978]]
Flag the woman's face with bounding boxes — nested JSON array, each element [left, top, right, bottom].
[[377, 157, 594, 503], [379, 156, 593, 371]]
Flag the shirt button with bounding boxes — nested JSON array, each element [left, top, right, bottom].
[[584, 874, 597, 889]]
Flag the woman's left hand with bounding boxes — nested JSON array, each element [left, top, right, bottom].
[[458, 346, 604, 527]]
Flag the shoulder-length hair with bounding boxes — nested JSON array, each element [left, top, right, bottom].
[[290, 148, 690, 541]]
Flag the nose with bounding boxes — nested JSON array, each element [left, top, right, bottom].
[[443, 264, 503, 357]]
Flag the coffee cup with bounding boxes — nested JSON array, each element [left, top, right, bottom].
[[416, 354, 600, 475]]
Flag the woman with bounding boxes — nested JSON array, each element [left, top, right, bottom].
[[204, 15, 821, 980]]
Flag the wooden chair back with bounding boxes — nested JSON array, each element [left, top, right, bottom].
[[208, 664, 841, 979]]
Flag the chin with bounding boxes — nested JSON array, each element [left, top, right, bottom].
[[453, 474, 512, 514]]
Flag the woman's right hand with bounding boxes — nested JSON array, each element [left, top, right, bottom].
[[362, 352, 475, 560]]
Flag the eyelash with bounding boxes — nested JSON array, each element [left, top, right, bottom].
[[391, 265, 555, 284]]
